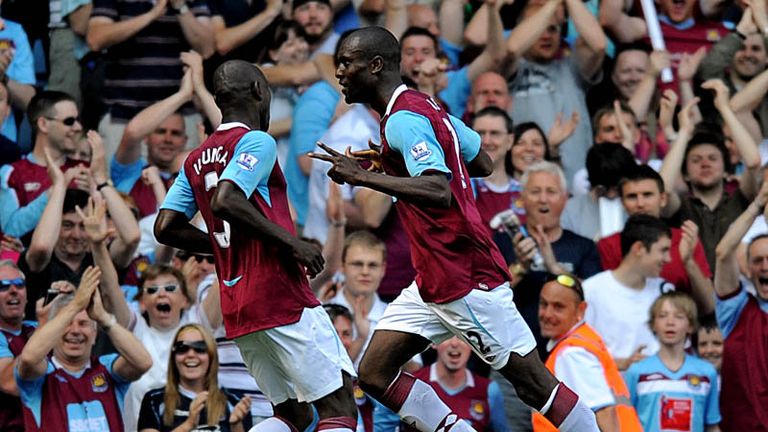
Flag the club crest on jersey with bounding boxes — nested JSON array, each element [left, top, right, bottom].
[[237, 152, 259, 171], [410, 142, 432, 161], [469, 400, 486, 420], [687, 375, 702, 389], [91, 373, 109, 393]]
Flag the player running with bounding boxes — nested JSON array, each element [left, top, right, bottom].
[[309, 27, 598, 432], [154, 60, 357, 432]]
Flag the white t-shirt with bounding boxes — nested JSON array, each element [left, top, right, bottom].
[[583, 270, 673, 359], [553, 345, 614, 410], [122, 307, 205, 432], [327, 288, 389, 369]]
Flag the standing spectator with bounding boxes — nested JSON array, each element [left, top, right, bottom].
[[660, 81, 761, 270], [584, 215, 676, 370], [692, 316, 723, 376], [509, 161, 602, 348], [712, 178, 768, 431], [87, 0, 214, 159], [533, 274, 643, 432], [0, 5, 36, 144], [463, 72, 513, 123], [15, 266, 153, 431], [506, 0, 608, 189], [374, 337, 511, 432], [597, 165, 714, 313], [624, 292, 721, 432], [112, 53, 219, 219], [0, 261, 36, 432], [0, 91, 89, 240], [138, 323, 252, 432], [48, 0, 92, 106]]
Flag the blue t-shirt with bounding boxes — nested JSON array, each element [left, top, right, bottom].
[[625, 354, 721, 432], [0, 19, 36, 142], [285, 81, 339, 225], [0, 321, 37, 358], [383, 110, 481, 179], [439, 66, 473, 119], [162, 130, 276, 219]]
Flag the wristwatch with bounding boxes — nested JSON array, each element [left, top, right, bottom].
[[96, 179, 114, 192], [172, 1, 190, 15]]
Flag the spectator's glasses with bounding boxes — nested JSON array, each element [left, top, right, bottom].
[[546, 273, 584, 301], [143, 284, 178, 295], [173, 340, 208, 355], [45, 116, 81, 127], [177, 253, 215, 264], [0, 278, 25, 292]]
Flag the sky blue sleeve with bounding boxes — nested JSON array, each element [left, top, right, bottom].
[[160, 167, 198, 219], [624, 364, 639, 407], [110, 156, 145, 193], [373, 398, 401, 432], [6, 22, 36, 85], [705, 366, 721, 425], [0, 333, 11, 358], [715, 287, 749, 339], [220, 131, 277, 206], [439, 38, 462, 66], [384, 111, 450, 178], [488, 381, 511, 432], [448, 114, 481, 163], [439, 67, 472, 119], [0, 164, 49, 237], [16, 361, 55, 427]]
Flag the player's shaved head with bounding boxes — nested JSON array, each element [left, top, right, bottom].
[[213, 60, 270, 108], [339, 26, 401, 72]]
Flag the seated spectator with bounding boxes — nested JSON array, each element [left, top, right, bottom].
[[138, 323, 252, 432], [711, 178, 768, 430], [533, 274, 643, 432], [0, 91, 89, 240], [88, 0, 214, 158], [506, 0, 607, 189], [625, 292, 721, 431], [561, 144, 637, 241], [693, 315, 723, 377], [373, 336, 510, 432], [0, 260, 36, 432], [597, 165, 714, 313], [0, 11, 36, 144], [660, 81, 761, 270], [584, 214, 676, 370], [99, 262, 218, 432], [113, 52, 220, 219], [508, 161, 602, 350], [15, 266, 152, 431]]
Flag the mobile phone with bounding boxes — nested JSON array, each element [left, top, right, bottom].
[[43, 289, 60, 306]]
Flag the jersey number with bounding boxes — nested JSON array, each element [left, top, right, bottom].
[[204, 171, 231, 248]]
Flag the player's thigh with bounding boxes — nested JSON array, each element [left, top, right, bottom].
[[235, 331, 296, 405], [264, 306, 357, 404], [430, 283, 537, 370]]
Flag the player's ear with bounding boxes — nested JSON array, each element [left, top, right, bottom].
[[370, 55, 384, 74], [251, 80, 263, 102]]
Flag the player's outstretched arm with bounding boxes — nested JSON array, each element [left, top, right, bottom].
[[154, 209, 214, 254], [211, 182, 325, 276], [309, 143, 453, 208]]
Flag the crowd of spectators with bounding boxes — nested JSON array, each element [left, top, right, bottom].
[[0, 0, 767, 430]]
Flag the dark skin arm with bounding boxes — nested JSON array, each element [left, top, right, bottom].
[[211, 181, 324, 277], [309, 143, 452, 208], [154, 210, 214, 254], [466, 150, 493, 178]]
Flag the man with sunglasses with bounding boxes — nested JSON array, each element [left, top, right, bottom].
[[0, 261, 35, 432], [534, 274, 643, 432], [0, 90, 90, 240]]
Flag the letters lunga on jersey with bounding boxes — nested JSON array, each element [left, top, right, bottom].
[[192, 146, 229, 175]]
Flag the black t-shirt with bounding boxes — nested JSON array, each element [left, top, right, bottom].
[[17, 251, 93, 320], [138, 386, 252, 432]]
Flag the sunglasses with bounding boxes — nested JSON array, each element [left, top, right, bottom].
[[547, 273, 584, 301], [45, 116, 81, 127], [143, 284, 178, 295], [0, 278, 25, 292], [173, 340, 208, 355], [178, 253, 215, 264]]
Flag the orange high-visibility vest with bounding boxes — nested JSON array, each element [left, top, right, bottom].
[[532, 323, 643, 431]]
